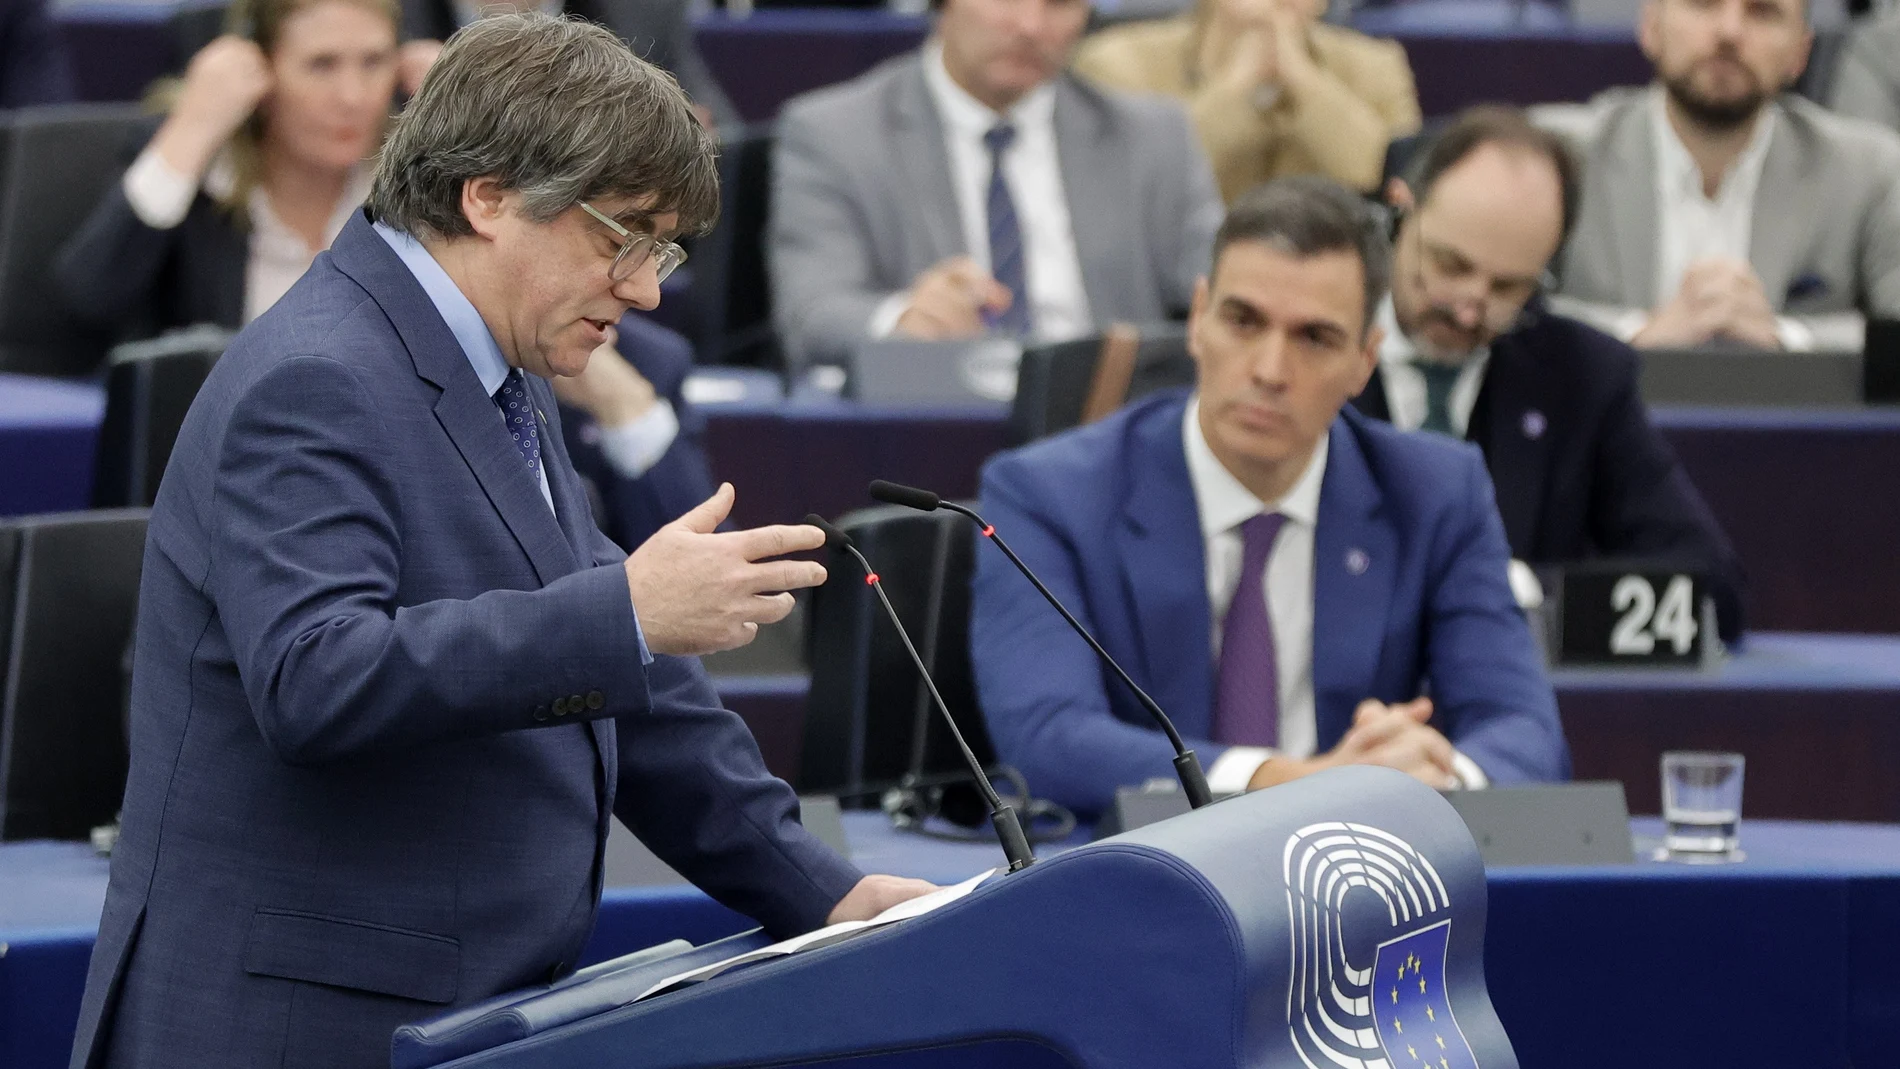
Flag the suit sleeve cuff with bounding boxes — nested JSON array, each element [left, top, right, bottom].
[[867, 291, 912, 339], [1207, 745, 1274, 794], [1449, 749, 1489, 790], [122, 146, 198, 230], [594, 399, 680, 480]]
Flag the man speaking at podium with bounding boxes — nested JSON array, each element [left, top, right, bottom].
[[69, 16, 931, 1068], [971, 177, 1569, 818]]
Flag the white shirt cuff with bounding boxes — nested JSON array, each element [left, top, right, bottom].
[[593, 399, 680, 480], [1206, 745, 1274, 794], [1449, 749, 1489, 790], [122, 147, 199, 230], [867, 291, 912, 339], [1609, 308, 1650, 345], [1773, 316, 1817, 352]]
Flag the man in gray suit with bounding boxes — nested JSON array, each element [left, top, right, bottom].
[[768, 0, 1224, 371], [1536, 0, 1900, 352], [1829, 12, 1900, 135]]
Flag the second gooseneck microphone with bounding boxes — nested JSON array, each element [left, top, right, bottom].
[[867, 480, 1215, 810], [805, 514, 1036, 873]]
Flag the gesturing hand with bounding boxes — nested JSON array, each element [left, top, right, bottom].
[[623, 484, 828, 656]]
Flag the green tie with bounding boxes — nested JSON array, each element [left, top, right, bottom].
[[1418, 362, 1464, 437]]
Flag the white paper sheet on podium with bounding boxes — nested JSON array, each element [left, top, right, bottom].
[[632, 868, 997, 1003]]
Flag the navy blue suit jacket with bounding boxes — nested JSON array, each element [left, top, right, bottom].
[[1352, 307, 1746, 641], [70, 213, 860, 1069], [970, 392, 1568, 816], [559, 313, 717, 553]]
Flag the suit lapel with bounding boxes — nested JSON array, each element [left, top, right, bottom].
[[1054, 78, 1126, 319], [1115, 399, 1215, 738], [1311, 417, 1397, 748], [329, 214, 579, 588], [890, 60, 967, 262], [530, 378, 618, 796], [531, 379, 601, 567], [1472, 336, 1548, 553], [1747, 106, 1819, 306], [1605, 101, 1660, 305]]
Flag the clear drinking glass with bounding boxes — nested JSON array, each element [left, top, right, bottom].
[[1660, 751, 1745, 862]]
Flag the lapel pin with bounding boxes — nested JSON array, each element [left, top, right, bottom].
[[1345, 548, 1370, 575], [1521, 410, 1547, 440]]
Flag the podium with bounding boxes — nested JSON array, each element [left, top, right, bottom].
[[397, 767, 1517, 1069]]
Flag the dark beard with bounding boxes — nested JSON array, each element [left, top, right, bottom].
[[1663, 67, 1770, 131]]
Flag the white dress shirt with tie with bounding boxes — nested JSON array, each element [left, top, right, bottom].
[[869, 42, 1094, 343], [1373, 297, 1491, 437], [1183, 398, 1488, 792]]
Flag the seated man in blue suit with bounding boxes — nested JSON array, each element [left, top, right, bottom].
[[556, 313, 718, 552], [972, 175, 1568, 817], [70, 16, 933, 1068]]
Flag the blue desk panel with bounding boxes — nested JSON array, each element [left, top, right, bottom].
[[5, 815, 1898, 1069], [0, 374, 102, 516]]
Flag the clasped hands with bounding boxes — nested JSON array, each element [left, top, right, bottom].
[[1247, 697, 1459, 791], [1634, 257, 1783, 350]]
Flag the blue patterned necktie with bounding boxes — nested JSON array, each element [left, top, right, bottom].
[[493, 369, 542, 482], [983, 122, 1032, 336], [1212, 512, 1288, 747]]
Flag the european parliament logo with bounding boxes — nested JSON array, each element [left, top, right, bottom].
[[1284, 822, 1480, 1069]]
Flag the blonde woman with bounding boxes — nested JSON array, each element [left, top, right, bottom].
[[56, 0, 401, 337], [1074, 0, 1421, 200]]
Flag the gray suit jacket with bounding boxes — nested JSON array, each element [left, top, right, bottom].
[[1830, 14, 1900, 135], [769, 53, 1223, 370], [1538, 87, 1900, 350]]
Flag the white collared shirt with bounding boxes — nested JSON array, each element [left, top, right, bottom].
[[1645, 88, 1812, 350], [1183, 399, 1488, 791], [1374, 297, 1491, 437], [122, 147, 372, 325], [1182, 396, 1324, 790], [873, 42, 1092, 342]]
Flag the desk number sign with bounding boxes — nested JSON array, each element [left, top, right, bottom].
[[1556, 569, 1713, 667]]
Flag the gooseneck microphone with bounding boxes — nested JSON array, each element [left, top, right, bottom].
[[867, 480, 1215, 810], [804, 515, 1036, 873]]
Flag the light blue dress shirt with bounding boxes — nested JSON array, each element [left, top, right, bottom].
[[373, 220, 652, 664], [373, 220, 554, 511]]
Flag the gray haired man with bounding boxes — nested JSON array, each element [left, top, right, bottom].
[[69, 16, 932, 1068]]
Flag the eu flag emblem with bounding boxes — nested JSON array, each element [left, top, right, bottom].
[[1371, 921, 1478, 1069]]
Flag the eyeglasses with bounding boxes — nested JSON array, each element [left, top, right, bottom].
[[579, 201, 687, 285]]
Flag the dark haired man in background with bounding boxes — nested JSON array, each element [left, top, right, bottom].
[[970, 175, 1567, 818], [1540, 0, 1900, 352], [1355, 106, 1746, 641]]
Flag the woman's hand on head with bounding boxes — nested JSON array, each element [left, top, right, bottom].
[[156, 35, 274, 178]]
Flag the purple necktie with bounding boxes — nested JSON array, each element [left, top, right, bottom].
[[1212, 512, 1287, 746]]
